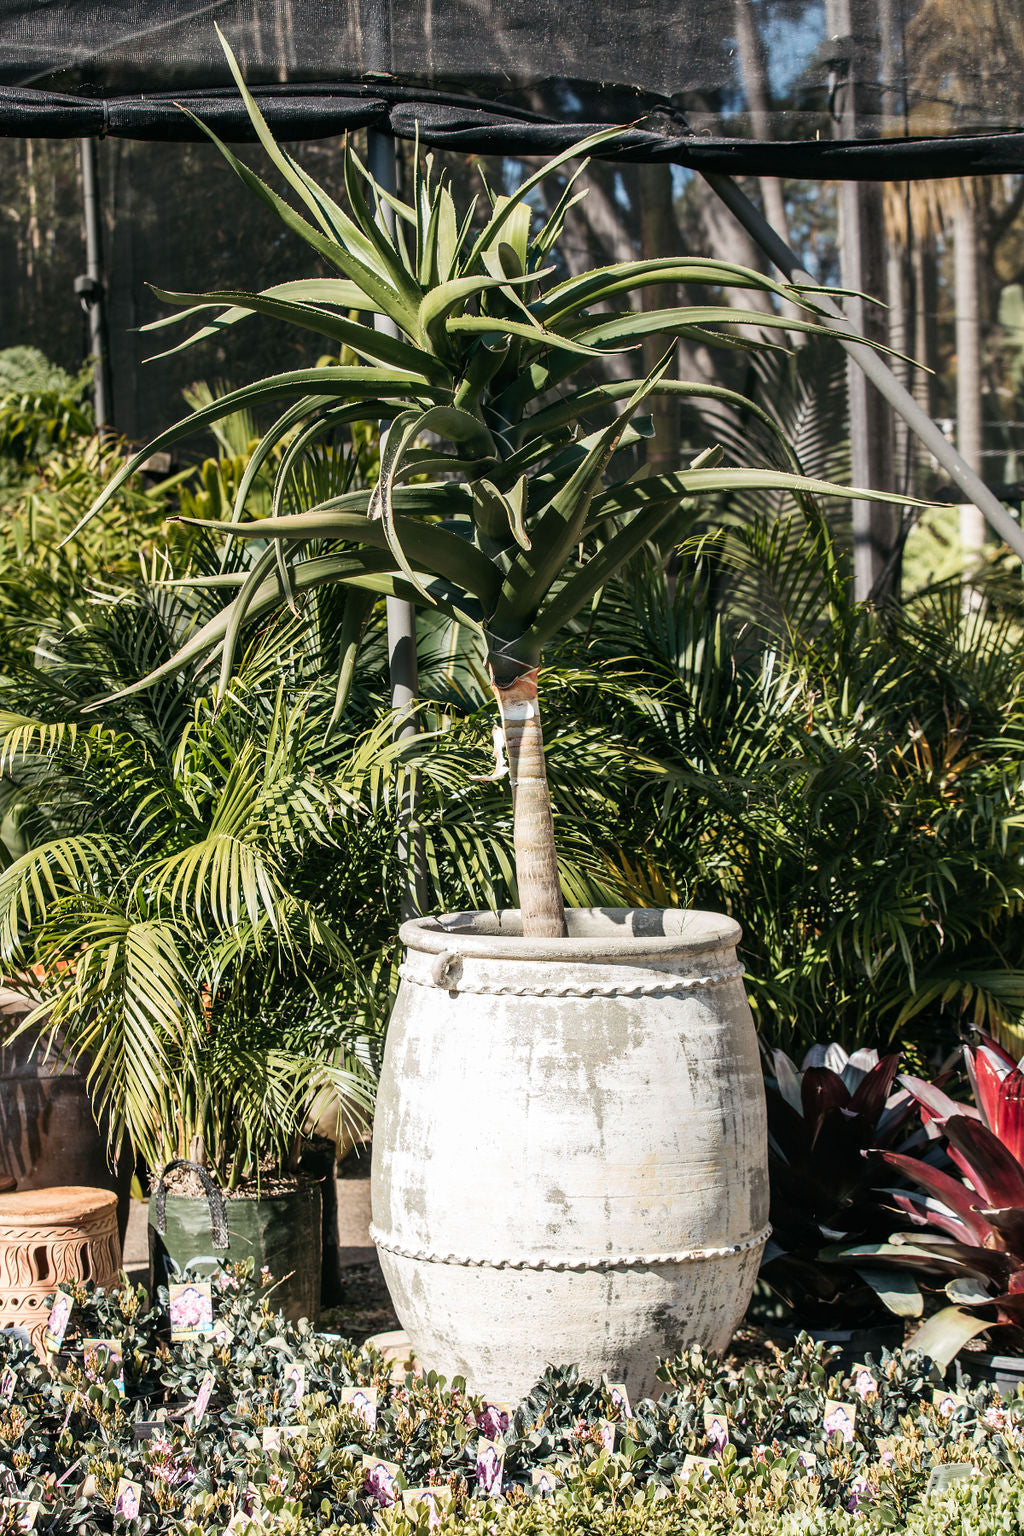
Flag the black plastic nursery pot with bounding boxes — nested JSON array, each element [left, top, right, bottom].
[[956, 1352, 1024, 1395], [771, 1322, 904, 1370], [148, 1160, 322, 1324]]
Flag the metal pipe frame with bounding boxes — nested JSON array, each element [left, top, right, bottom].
[[702, 170, 1024, 566]]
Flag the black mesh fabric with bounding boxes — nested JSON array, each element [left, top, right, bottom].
[[1, 0, 1023, 175]]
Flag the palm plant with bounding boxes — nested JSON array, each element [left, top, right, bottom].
[[79, 34, 914, 939]]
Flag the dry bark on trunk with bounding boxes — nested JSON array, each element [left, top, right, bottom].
[[490, 669, 567, 939]]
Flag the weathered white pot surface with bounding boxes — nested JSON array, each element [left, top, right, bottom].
[[370, 908, 768, 1402]]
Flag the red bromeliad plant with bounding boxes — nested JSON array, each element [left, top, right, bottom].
[[761, 1043, 929, 1326], [854, 1036, 1024, 1363]]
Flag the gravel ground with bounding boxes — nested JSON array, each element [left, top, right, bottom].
[[321, 1257, 400, 1345]]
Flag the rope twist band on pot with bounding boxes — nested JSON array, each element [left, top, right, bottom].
[[369, 1223, 771, 1271], [403, 961, 746, 996]]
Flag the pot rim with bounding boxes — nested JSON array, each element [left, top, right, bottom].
[[399, 907, 742, 963]]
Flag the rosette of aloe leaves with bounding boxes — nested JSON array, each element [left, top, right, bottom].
[[79, 32, 916, 939]]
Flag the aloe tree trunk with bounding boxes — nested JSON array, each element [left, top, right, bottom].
[[490, 669, 567, 938]]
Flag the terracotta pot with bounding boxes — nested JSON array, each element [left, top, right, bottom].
[[0, 1186, 120, 1353], [0, 1000, 132, 1242], [371, 907, 769, 1401]]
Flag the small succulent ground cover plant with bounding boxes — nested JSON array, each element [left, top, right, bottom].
[[1, 1265, 1024, 1535], [80, 32, 918, 939]]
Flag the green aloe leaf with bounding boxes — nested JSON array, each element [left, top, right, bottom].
[[180, 104, 418, 331], [67, 367, 442, 542], [147, 286, 443, 377], [369, 405, 497, 599], [417, 271, 550, 355], [177, 508, 500, 611], [537, 258, 802, 324]]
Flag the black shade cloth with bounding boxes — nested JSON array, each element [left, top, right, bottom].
[[1, 0, 1023, 176]]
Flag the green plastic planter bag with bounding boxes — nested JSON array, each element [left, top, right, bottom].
[[148, 1159, 322, 1323]]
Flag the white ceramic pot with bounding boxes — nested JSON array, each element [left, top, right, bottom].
[[370, 908, 769, 1401]]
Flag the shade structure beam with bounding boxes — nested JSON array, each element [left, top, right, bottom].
[[701, 170, 1024, 566]]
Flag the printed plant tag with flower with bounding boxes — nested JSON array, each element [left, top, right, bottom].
[[823, 1399, 857, 1443], [531, 1467, 562, 1497], [42, 1290, 73, 1354], [932, 1387, 964, 1418], [796, 1451, 818, 1473], [476, 1401, 511, 1439], [113, 1478, 143, 1521], [193, 1371, 215, 1424], [402, 1487, 452, 1525], [282, 1362, 305, 1406], [475, 1437, 505, 1495], [704, 1410, 729, 1454], [212, 1319, 233, 1347], [341, 1386, 378, 1429], [0, 1367, 15, 1404], [361, 1456, 401, 1508], [679, 1455, 716, 1484], [83, 1339, 125, 1397], [597, 1420, 615, 1454], [168, 1282, 213, 1342], [608, 1383, 631, 1422], [851, 1365, 877, 1400]]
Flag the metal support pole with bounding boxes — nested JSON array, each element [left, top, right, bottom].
[[77, 137, 111, 429], [701, 170, 1024, 565], [367, 127, 426, 916]]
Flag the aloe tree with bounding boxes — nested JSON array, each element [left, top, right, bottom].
[[80, 37, 913, 938]]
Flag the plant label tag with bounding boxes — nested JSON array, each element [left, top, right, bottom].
[[193, 1371, 215, 1424], [530, 1467, 562, 1497], [132, 1420, 167, 1443], [851, 1366, 877, 1400], [477, 1401, 511, 1438], [361, 1456, 401, 1508], [823, 1399, 856, 1443], [679, 1455, 715, 1484], [42, 1290, 73, 1354], [168, 1282, 214, 1342], [925, 1462, 975, 1497], [212, 1319, 233, 1347], [402, 1487, 452, 1525], [83, 1339, 125, 1397], [341, 1386, 378, 1428], [932, 1388, 965, 1418], [796, 1451, 817, 1473], [262, 1423, 307, 1453], [2, 1501, 39, 1532], [0, 1368, 15, 1404], [704, 1410, 729, 1453], [475, 1437, 504, 1495], [608, 1383, 632, 1422], [114, 1478, 143, 1521], [224, 1516, 259, 1536], [282, 1362, 305, 1405]]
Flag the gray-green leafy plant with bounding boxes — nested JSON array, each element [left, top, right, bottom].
[[79, 34, 917, 939]]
